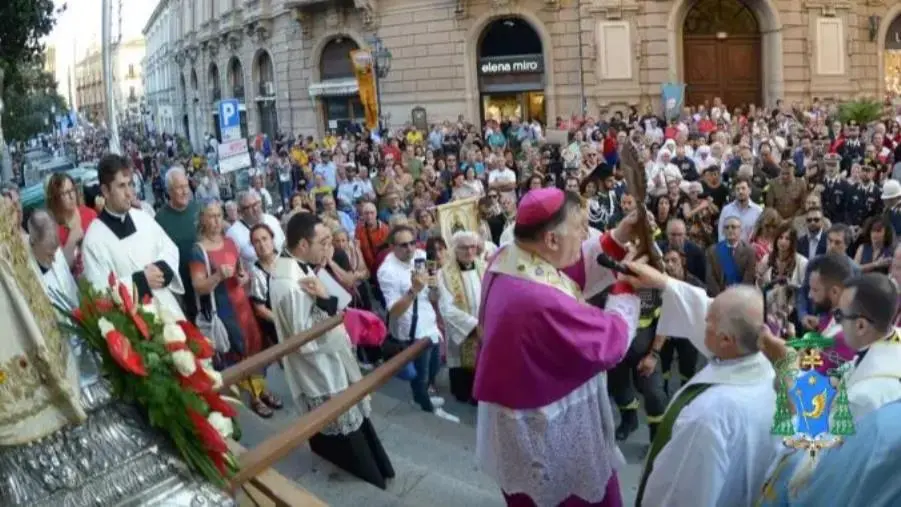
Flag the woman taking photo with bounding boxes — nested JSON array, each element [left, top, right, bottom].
[[190, 201, 277, 418], [46, 172, 97, 276]]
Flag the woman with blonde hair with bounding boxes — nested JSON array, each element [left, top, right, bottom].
[[750, 207, 783, 262], [189, 201, 273, 417]]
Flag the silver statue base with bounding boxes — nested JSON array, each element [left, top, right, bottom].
[[0, 380, 236, 507]]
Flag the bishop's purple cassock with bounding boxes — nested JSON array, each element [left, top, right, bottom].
[[474, 230, 640, 507]]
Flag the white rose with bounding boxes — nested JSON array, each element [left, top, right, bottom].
[[207, 411, 234, 439], [159, 306, 180, 325], [111, 286, 123, 305], [162, 323, 186, 344], [204, 366, 223, 390], [171, 349, 197, 377], [98, 317, 115, 336], [141, 300, 159, 319]]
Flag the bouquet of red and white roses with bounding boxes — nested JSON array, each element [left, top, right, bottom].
[[61, 273, 241, 487]]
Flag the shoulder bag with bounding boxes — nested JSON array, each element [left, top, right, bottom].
[[194, 243, 231, 354]]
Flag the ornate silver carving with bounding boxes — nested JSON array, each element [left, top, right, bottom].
[[0, 380, 235, 507], [221, 31, 243, 53]]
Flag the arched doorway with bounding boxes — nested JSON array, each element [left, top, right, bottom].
[[190, 68, 201, 147], [314, 37, 362, 135], [477, 17, 546, 124], [253, 50, 278, 138], [682, 0, 762, 108], [226, 56, 249, 138], [208, 63, 222, 140]]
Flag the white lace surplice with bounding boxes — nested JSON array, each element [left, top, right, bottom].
[[476, 374, 624, 507]]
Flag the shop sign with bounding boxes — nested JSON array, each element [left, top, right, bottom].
[[478, 55, 544, 75]]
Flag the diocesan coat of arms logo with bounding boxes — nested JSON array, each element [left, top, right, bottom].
[[771, 332, 855, 454]]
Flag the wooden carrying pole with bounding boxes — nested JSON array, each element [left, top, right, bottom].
[[228, 339, 429, 491], [219, 314, 344, 390]]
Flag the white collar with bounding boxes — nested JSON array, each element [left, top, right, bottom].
[[104, 207, 128, 222]]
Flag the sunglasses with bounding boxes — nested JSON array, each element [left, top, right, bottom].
[[832, 308, 870, 324]]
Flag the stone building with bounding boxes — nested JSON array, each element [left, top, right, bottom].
[[158, 0, 901, 144], [144, 0, 181, 135], [75, 46, 105, 123]]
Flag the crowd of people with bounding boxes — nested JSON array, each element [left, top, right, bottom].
[[5, 95, 901, 505]]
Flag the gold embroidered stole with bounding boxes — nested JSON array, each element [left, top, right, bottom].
[[489, 243, 582, 301], [444, 260, 486, 369]]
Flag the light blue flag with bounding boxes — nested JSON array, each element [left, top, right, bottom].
[[757, 400, 901, 506]]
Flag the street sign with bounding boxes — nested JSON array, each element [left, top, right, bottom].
[[218, 99, 241, 142], [217, 138, 251, 174]]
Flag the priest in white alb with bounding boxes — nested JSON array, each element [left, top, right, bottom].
[[81, 154, 184, 317], [621, 261, 781, 507], [27, 210, 79, 310], [269, 212, 394, 489], [436, 230, 485, 404]]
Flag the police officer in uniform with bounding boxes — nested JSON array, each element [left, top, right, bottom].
[[821, 153, 849, 224], [848, 164, 881, 227], [605, 288, 669, 443]]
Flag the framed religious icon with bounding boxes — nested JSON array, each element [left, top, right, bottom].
[[435, 197, 480, 247]]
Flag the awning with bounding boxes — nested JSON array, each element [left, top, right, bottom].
[[308, 78, 359, 97]]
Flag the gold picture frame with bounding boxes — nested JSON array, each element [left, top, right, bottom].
[[435, 197, 480, 246]]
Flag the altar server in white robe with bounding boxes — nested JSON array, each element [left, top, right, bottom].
[[81, 154, 184, 317], [27, 210, 79, 309], [269, 212, 395, 490], [436, 230, 485, 404], [622, 261, 781, 507]]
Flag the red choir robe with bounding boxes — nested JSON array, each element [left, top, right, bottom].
[[474, 231, 640, 507]]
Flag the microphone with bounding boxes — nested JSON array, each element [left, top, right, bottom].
[[596, 253, 637, 276]]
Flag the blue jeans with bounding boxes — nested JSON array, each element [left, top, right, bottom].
[[411, 340, 440, 412], [278, 180, 293, 206]]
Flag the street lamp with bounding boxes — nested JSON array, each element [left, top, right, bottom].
[[366, 35, 392, 131]]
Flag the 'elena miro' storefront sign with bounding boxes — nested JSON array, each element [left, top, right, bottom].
[[478, 54, 544, 75]]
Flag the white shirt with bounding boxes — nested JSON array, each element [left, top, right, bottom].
[[488, 168, 517, 203], [376, 250, 441, 344], [33, 248, 79, 310], [226, 213, 285, 266], [717, 200, 763, 243]]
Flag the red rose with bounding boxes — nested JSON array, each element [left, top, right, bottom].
[[209, 450, 227, 476], [94, 298, 115, 313], [187, 408, 228, 455], [104, 329, 147, 376], [187, 333, 214, 360], [117, 282, 135, 314], [165, 342, 188, 353], [72, 308, 84, 322], [177, 320, 205, 342], [202, 391, 237, 418], [108, 271, 117, 289], [130, 312, 150, 340], [179, 366, 215, 393], [141, 294, 153, 306]]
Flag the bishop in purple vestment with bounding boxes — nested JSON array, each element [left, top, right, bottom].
[[474, 188, 641, 507]]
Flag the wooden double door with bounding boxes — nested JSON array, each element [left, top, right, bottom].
[[683, 34, 762, 110]]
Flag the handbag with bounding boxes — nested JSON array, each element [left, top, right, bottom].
[[194, 244, 231, 354]]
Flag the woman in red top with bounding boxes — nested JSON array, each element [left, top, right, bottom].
[[46, 173, 98, 278]]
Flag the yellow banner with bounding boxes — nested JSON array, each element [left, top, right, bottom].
[[350, 49, 378, 131]]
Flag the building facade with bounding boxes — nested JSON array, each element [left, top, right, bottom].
[[116, 38, 147, 126], [144, 0, 181, 135], [75, 46, 105, 123], [154, 0, 901, 143]]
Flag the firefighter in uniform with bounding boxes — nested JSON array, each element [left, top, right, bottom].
[[606, 288, 669, 443]]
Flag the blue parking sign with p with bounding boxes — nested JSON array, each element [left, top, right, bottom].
[[219, 99, 240, 129]]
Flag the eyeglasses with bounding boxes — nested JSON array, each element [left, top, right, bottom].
[[807, 217, 822, 223], [724, 224, 741, 230], [832, 308, 870, 324], [241, 200, 262, 212]]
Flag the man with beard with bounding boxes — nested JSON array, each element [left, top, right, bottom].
[[805, 253, 858, 374], [584, 163, 621, 233]]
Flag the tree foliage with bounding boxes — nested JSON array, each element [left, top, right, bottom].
[[0, 0, 66, 141]]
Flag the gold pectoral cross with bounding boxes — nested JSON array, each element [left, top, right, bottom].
[[799, 349, 823, 370]]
